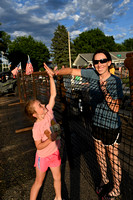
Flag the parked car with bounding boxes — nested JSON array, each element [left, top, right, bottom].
[[115, 63, 125, 70], [0, 71, 18, 96]]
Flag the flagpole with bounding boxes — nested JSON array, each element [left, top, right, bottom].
[[20, 62, 23, 77], [68, 31, 72, 68], [28, 55, 33, 81]]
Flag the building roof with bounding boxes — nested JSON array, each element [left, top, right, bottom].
[[73, 51, 132, 67]]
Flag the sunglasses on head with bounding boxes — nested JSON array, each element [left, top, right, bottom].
[[93, 58, 108, 65]]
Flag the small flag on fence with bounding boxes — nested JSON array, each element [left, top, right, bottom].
[[11, 62, 21, 77], [8, 62, 12, 68], [26, 55, 33, 75], [17, 62, 21, 71]]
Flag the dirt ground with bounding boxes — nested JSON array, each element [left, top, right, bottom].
[[0, 94, 98, 200]]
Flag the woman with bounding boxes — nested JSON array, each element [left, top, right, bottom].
[[45, 49, 123, 199]]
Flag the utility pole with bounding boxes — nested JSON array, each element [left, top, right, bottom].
[[68, 31, 72, 68], [1, 51, 4, 72]]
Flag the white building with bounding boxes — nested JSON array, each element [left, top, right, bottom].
[[0, 51, 11, 71], [72, 51, 132, 68]]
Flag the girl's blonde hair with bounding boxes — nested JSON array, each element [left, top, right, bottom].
[[25, 99, 36, 120]]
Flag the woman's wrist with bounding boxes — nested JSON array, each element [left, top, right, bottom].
[[102, 89, 112, 102], [105, 93, 112, 103], [102, 89, 108, 96], [55, 70, 59, 75]]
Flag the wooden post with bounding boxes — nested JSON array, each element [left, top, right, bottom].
[[32, 74, 37, 100], [68, 31, 72, 68], [121, 66, 122, 79], [15, 126, 32, 133], [17, 73, 22, 103], [124, 52, 133, 121], [22, 73, 27, 102]]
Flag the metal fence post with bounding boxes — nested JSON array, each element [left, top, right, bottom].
[[32, 74, 37, 100], [17, 73, 22, 103], [124, 52, 133, 121]]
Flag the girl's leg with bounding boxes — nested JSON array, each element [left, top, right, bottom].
[[50, 165, 62, 200], [30, 167, 46, 200], [94, 139, 109, 184], [106, 143, 122, 196]]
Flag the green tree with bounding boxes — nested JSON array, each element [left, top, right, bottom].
[[0, 31, 11, 53], [0, 23, 11, 52], [51, 25, 77, 68], [73, 28, 117, 54], [8, 35, 50, 71], [122, 38, 133, 51], [0, 23, 11, 72], [114, 43, 126, 51]]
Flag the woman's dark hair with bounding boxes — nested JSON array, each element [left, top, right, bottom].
[[92, 49, 112, 62]]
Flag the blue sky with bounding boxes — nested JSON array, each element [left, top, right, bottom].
[[0, 0, 133, 49]]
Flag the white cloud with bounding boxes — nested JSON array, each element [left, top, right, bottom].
[[106, 28, 113, 32], [72, 0, 78, 7], [15, 2, 23, 8], [0, 0, 132, 47], [119, 0, 130, 8], [114, 25, 127, 34], [83, 27, 88, 31], [93, 21, 105, 29], [70, 30, 81, 38], [114, 33, 126, 40], [12, 31, 30, 38], [30, 11, 68, 24], [0, 7, 5, 15], [15, 5, 39, 14], [55, 12, 68, 20], [70, 14, 80, 22], [129, 25, 133, 34], [30, 15, 50, 24]]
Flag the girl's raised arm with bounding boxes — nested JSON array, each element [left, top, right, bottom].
[[44, 63, 56, 109]]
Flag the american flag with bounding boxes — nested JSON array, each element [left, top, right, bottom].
[[8, 62, 12, 68], [17, 62, 21, 71], [26, 55, 33, 75], [11, 62, 21, 77]]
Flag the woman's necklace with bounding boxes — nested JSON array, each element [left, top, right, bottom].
[[100, 72, 111, 82]]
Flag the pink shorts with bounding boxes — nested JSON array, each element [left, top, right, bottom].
[[34, 150, 61, 172]]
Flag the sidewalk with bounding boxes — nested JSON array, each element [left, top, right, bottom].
[[0, 95, 98, 200]]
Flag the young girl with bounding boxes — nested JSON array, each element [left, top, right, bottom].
[[25, 64, 62, 200]]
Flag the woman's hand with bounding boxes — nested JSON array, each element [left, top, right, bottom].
[[43, 63, 55, 77], [100, 80, 120, 112], [100, 80, 107, 95]]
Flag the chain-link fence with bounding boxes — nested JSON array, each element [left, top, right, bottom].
[[17, 57, 133, 199]]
